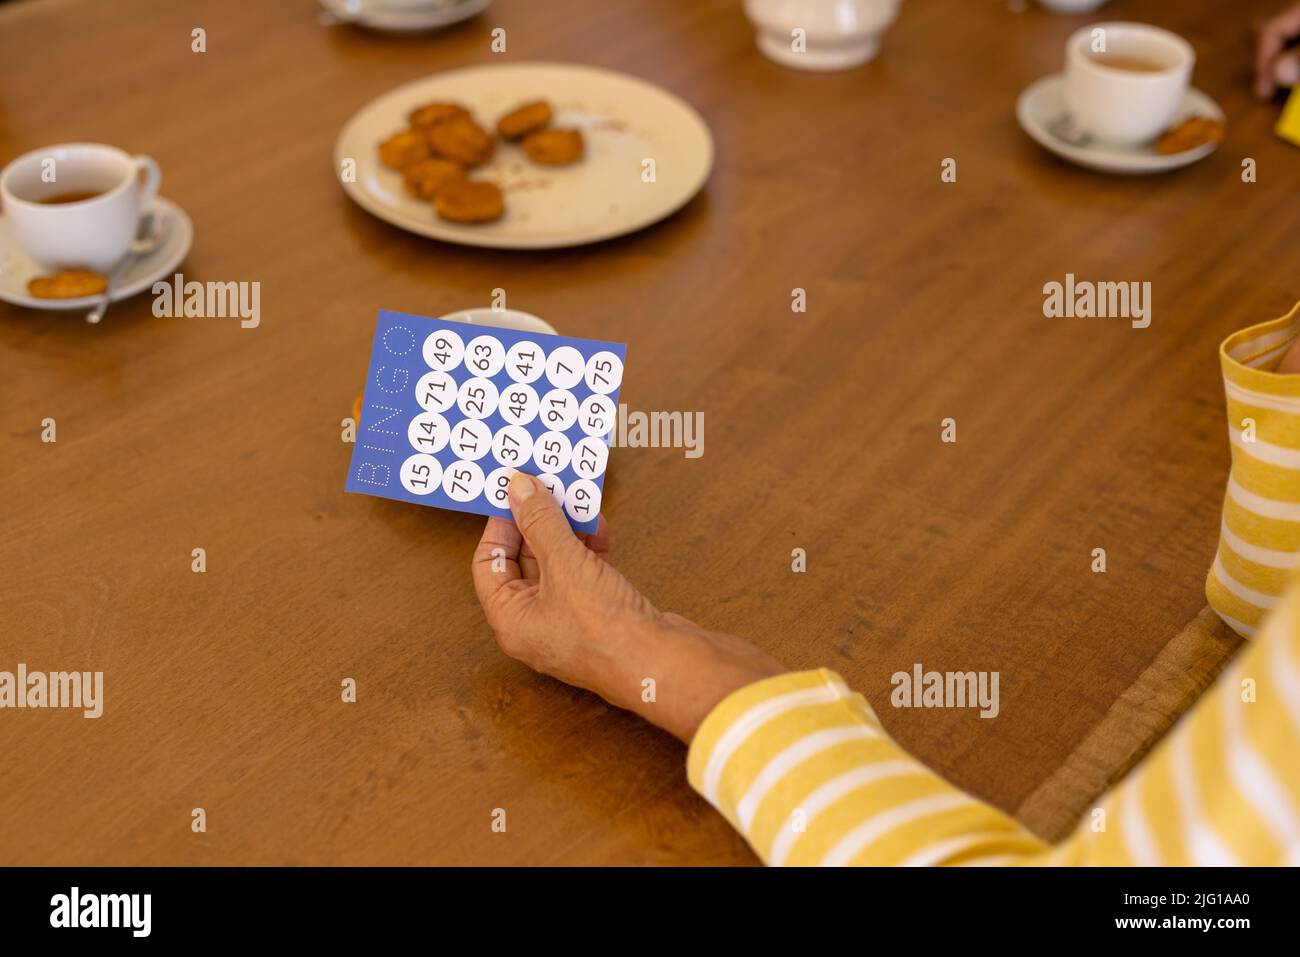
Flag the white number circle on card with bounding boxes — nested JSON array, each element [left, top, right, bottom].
[[450, 418, 493, 461], [457, 377, 499, 420], [408, 412, 450, 454], [565, 479, 602, 523], [532, 431, 572, 474], [423, 330, 464, 371], [415, 370, 457, 413], [571, 436, 609, 479], [545, 346, 584, 389], [505, 341, 546, 384], [484, 466, 519, 511], [464, 335, 506, 378], [443, 460, 485, 502], [498, 383, 539, 426], [400, 454, 443, 496], [584, 351, 623, 395], [492, 425, 534, 467], [579, 394, 615, 438], [537, 473, 565, 507], [539, 389, 578, 431]]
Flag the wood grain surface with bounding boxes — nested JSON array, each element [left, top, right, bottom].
[[1, 0, 1294, 865]]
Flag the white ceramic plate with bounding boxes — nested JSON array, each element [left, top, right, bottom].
[[1017, 73, 1225, 174], [334, 62, 714, 249], [320, 0, 490, 33], [0, 197, 193, 311]]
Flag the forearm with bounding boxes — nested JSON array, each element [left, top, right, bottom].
[[608, 612, 787, 744], [685, 668, 1049, 865]]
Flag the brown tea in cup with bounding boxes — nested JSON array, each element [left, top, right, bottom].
[[37, 190, 104, 205], [1090, 54, 1167, 73]]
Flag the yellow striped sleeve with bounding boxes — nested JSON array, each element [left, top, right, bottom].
[[1053, 583, 1300, 865], [687, 589, 1300, 866], [685, 668, 1049, 865], [1208, 302, 1300, 637]]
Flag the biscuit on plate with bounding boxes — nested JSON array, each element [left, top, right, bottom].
[[522, 128, 584, 165], [403, 158, 467, 200], [497, 100, 552, 140], [408, 101, 470, 130], [27, 270, 108, 299], [378, 130, 432, 170], [435, 180, 505, 223], [1156, 116, 1224, 155], [428, 115, 496, 167]]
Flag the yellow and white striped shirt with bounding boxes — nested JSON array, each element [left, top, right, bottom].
[[687, 306, 1300, 866]]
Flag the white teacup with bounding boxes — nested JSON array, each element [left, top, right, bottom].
[[1064, 22, 1194, 146], [441, 307, 556, 335], [1037, 0, 1110, 13], [742, 0, 902, 71], [0, 143, 160, 272]]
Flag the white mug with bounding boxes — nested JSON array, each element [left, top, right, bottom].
[[1064, 22, 1194, 146], [0, 143, 160, 272]]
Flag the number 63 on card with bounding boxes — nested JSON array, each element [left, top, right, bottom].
[[345, 310, 626, 533]]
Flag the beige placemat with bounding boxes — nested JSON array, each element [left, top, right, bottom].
[[1016, 605, 1243, 842]]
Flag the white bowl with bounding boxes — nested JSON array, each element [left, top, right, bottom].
[[742, 0, 902, 71]]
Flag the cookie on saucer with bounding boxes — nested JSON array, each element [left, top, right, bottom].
[[28, 270, 108, 299]]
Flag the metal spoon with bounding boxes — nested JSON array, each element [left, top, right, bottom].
[[1047, 112, 1091, 148], [85, 211, 166, 324], [318, 0, 366, 25]]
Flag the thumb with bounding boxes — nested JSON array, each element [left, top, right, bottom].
[[507, 472, 583, 567]]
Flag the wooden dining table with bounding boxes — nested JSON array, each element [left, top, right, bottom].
[[1, 0, 1295, 865]]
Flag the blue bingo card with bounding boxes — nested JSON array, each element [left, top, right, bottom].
[[346, 310, 626, 533]]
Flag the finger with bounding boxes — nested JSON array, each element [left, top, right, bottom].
[[519, 535, 540, 581], [507, 472, 585, 570], [472, 516, 524, 612], [520, 491, 604, 579], [577, 514, 610, 561], [1257, 31, 1285, 98], [1275, 50, 1300, 89]]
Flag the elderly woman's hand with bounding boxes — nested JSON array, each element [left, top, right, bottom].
[[1255, 3, 1300, 99], [471, 473, 785, 742]]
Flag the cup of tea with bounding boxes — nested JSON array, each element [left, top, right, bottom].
[[0, 142, 161, 272], [1064, 22, 1194, 146]]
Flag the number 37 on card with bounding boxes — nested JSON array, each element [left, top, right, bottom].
[[345, 310, 627, 533]]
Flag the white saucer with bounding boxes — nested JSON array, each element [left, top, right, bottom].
[[1017, 73, 1225, 174], [319, 0, 490, 33], [0, 197, 194, 311]]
